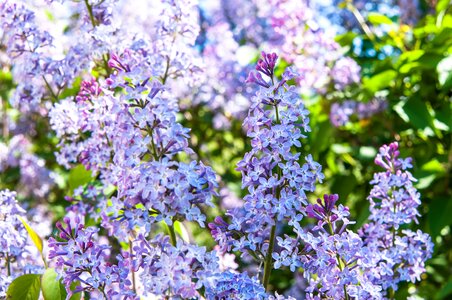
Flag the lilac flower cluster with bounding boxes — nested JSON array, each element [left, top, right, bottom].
[[358, 142, 434, 293], [48, 216, 134, 298], [296, 194, 382, 299], [50, 215, 275, 299], [131, 234, 221, 298], [0, 190, 43, 297], [210, 52, 324, 259], [50, 46, 219, 243], [330, 98, 388, 127], [0, 0, 93, 113], [0, 1, 52, 112]]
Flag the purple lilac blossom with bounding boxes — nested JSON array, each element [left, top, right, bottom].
[[48, 216, 135, 298], [132, 234, 221, 298], [358, 142, 434, 293], [210, 51, 324, 265], [193, 0, 362, 130], [51, 47, 218, 243], [296, 194, 382, 299], [193, 21, 255, 127], [0, 0, 95, 114]]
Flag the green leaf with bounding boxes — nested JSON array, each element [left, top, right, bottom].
[[399, 62, 421, 74], [7, 274, 41, 300], [68, 164, 93, 191], [310, 120, 333, 154], [367, 13, 393, 25], [41, 270, 81, 300], [358, 146, 377, 160], [399, 50, 425, 63], [437, 55, 452, 90], [436, 279, 452, 299], [335, 31, 358, 47], [174, 221, 190, 243], [363, 70, 397, 93], [41, 268, 65, 300], [428, 196, 452, 238], [18, 216, 43, 255], [436, 0, 451, 13], [399, 97, 435, 131], [331, 174, 357, 200], [331, 144, 352, 154], [421, 159, 446, 174], [418, 52, 444, 69]]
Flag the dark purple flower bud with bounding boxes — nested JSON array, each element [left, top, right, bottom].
[[246, 71, 270, 88]]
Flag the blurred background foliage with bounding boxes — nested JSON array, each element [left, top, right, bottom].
[[1, 0, 451, 298]]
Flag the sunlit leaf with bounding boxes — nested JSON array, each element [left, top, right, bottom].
[[7, 274, 41, 300]]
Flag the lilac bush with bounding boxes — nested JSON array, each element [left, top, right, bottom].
[[0, 0, 437, 299]]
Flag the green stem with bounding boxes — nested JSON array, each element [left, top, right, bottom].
[[161, 56, 170, 85], [346, 1, 377, 45], [6, 253, 11, 277], [42, 75, 58, 101], [262, 102, 283, 291], [263, 223, 277, 290], [167, 222, 177, 247], [102, 54, 111, 77], [2, 95, 8, 139], [41, 252, 48, 268], [389, 287, 395, 300], [84, 0, 112, 76], [328, 221, 349, 300], [84, 0, 97, 28], [129, 240, 137, 293]]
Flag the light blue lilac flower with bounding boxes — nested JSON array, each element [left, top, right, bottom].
[[358, 142, 434, 294], [132, 234, 220, 298], [210, 51, 324, 265]]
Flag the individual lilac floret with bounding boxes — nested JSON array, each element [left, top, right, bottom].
[[48, 216, 134, 298], [358, 142, 434, 294]]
